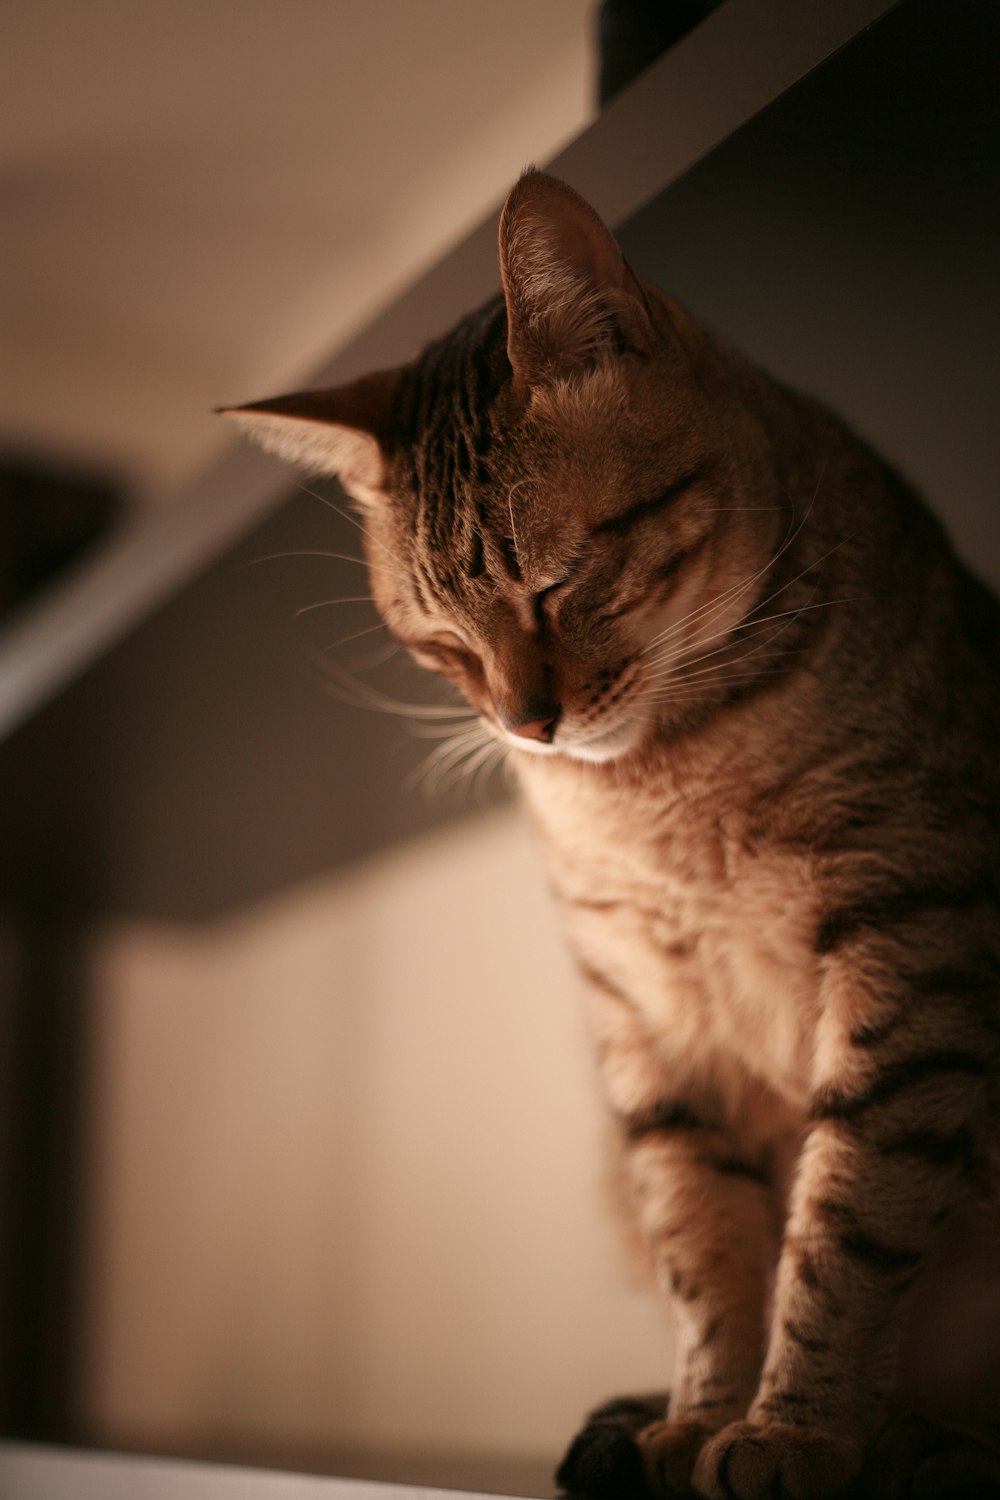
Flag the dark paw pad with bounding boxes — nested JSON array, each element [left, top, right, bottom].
[[556, 1393, 668, 1498]]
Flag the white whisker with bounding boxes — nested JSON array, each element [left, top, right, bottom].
[[470, 741, 509, 803], [507, 479, 528, 569], [638, 509, 796, 664], [286, 477, 402, 569], [287, 476, 367, 534], [409, 715, 483, 739], [244, 548, 370, 569], [641, 595, 865, 713], [644, 590, 820, 683], [643, 667, 790, 704], [294, 595, 374, 617], [640, 465, 827, 663], [319, 620, 388, 653], [347, 639, 400, 672], [309, 652, 473, 720], [409, 721, 496, 795], [644, 521, 863, 683]]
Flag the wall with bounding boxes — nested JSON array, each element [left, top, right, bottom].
[[81, 805, 675, 1475]]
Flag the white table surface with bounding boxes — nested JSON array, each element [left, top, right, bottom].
[[0, 1444, 514, 1500]]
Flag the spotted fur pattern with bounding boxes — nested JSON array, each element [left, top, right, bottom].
[[226, 172, 1000, 1499]]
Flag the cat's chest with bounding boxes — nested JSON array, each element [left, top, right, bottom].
[[521, 763, 821, 1107]]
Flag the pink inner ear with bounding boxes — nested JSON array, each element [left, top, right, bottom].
[[556, 213, 631, 301]]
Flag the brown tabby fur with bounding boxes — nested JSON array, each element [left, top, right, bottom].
[[224, 172, 1000, 1499]]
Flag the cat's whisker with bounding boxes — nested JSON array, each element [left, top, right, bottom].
[[640, 565, 765, 660], [642, 666, 791, 704], [346, 638, 400, 673], [308, 620, 398, 677], [645, 484, 805, 648], [286, 476, 402, 569], [642, 596, 865, 707], [645, 609, 814, 692], [412, 720, 486, 763], [507, 478, 529, 570], [409, 721, 497, 796], [653, 489, 810, 657], [643, 526, 865, 681], [243, 548, 371, 570], [643, 593, 821, 683], [409, 715, 483, 739], [450, 734, 506, 794], [639, 492, 804, 660], [287, 476, 367, 533], [470, 740, 510, 804], [643, 638, 803, 687], [644, 645, 811, 691], [640, 467, 828, 663], [318, 620, 389, 654], [743, 521, 869, 627], [408, 725, 484, 786], [294, 594, 375, 617], [309, 651, 473, 720], [641, 473, 852, 730]]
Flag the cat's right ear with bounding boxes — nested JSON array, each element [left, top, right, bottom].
[[217, 367, 402, 505], [499, 170, 654, 390]]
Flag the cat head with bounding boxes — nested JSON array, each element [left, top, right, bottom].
[[222, 171, 778, 764]]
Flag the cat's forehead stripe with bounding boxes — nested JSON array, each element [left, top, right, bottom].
[[393, 296, 511, 607]]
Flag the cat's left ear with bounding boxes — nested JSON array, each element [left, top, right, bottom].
[[218, 367, 402, 504], [499, 170, 654, 389]]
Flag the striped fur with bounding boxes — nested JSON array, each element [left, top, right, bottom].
[[228, 172, 1000, 1499]]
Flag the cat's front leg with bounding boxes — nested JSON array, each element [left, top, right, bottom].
[[622, 1106, 778, 1496], [694, 969, 996, 1500], [626, 1107, 774, 1419], [561, 994, 781, 1498], [559, 1085, 778, 1498]]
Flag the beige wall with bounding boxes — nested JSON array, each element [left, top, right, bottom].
[[2, 0, 593, 504], [82, 805, 676, 1469]]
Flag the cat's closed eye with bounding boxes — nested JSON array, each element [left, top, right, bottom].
[[535, 575, 572, 623], [415, 632, 477, 671]]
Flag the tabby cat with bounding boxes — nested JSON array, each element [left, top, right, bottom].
[[223, 172, 1000, 1499]]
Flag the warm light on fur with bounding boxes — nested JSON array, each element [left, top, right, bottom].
[[225, 170, 1000, 1499]]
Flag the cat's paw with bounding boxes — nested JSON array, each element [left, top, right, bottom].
[[556, 1394, 730, 1498], [639, 1418, 719, 1497], [556, 1393, 668, 1498], [860, 1414, 1000, 1499], [693, 1420, 860, 1500]]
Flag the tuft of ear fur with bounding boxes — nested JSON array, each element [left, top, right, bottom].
[[218, 367, 401, 503], [499, 170, 653, 389]]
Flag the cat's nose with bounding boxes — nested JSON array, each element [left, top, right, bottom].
[[510, 710, 560, 743]]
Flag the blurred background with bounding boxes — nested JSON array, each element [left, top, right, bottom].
[[1, 0, 997, 1493]]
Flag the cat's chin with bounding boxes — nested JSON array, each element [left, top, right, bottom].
[[504, 722, 641, 765], [564, 732, 639, 765]]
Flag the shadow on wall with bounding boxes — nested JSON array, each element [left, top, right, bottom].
[[0, 457, 122, 624], [78, 808, 675, 1485], [598, 0, 724, 105]]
